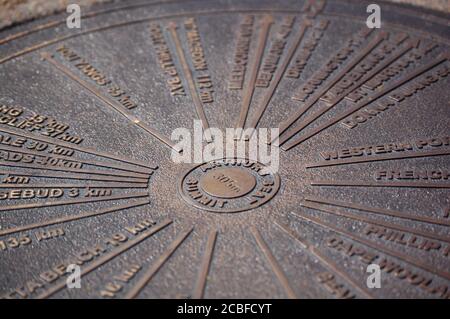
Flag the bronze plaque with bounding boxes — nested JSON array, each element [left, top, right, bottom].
[[0, 0, 449, 299]]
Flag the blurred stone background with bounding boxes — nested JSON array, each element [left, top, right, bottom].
[[0, 0, 112, 29], [0, 0, 448, 30]]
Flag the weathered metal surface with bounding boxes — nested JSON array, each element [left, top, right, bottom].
[[0, 0, 449, 299]]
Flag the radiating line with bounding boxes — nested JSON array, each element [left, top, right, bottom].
[[307, 148, 450, 168], [167, 22, 211, 140], [192, 229, 217, 299], [0, 168, 148, 183], [0, 182, 147, 189], [283, 53, 449, 150], [0, 160, 149, 179], [0, 198, 150, 237], [311, 180, 450, 189], [292, 211, 450, 280], [250, 227, 297, 299], [125, 227, 194, 298], [246, 19, 311, 131], [302, 201, 450, 243], [0, 126, 156, 170], [274, 221, 374, 299], [36, 219, 172, 299], [41, 52, 180, 153], [304, 196, 450, 227], [277, 30, 383, 138], [0, 192, 148, 212], [277, 38, 415, 146], [235, 15, 273, 130], [0, 144, 154, 175]]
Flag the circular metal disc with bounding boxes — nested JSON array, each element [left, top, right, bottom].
[[0, 0, 449, 299]]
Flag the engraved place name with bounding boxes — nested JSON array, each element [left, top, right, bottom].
[[0, 218, 157, 299], [363, 43, 438, 92], [280, 52, 449, 150], [99, 264, 142, 298], [276, 31, 412, 147], [56, 46, 137, 110], [339, 41, 437, 106], [0, 149, 81, 169], [243, 18, 312, 131], [0, 129, 157, 174], [0, 187, 112, 201], [285, 20, 328, 79], [327, 237, 450, 299], [316, 272, 355, 299], [228, 15, 254, 90], [292, 27, 373, 102], [234, 15, 273, 130], [341, 60, 450, 129], [0, 228, 65, 252], [184, 18, 214, 104], [319, 136, 450, 160], [374, 169, 450, 181], [255, 16, 295, 88], [0, 133, 74, 157], [1, 115, 159, 170], [362, 225, 448, 258], [149, 22, 185, 96], [0, 151, 146, 180], [166, 22, 211, 133], [41, 51, 176, 152], [301, 199, 450, 256], [0, 104, 82, 145], [320, 33, 408, 104]]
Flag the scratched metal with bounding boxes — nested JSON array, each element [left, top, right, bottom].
[[0, 0, 449, 299]]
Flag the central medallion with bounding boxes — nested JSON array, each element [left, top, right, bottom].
[[179, 158, 280, 213], [200, 167, 257, 199]]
